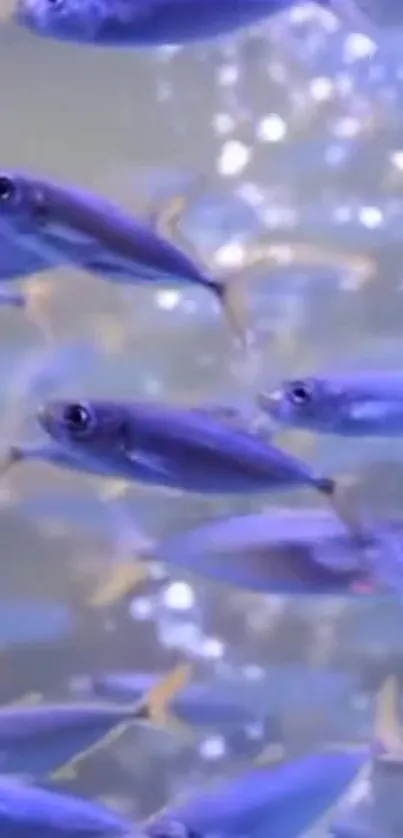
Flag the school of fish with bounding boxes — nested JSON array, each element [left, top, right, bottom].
[[0, 1, 401, 837]]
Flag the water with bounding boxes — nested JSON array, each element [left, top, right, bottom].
[[0, 2, 403, 835]]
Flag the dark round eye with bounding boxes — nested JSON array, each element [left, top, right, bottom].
[[63, 403, 92, 433], [0, 176, 15, 202], [288, 381, 312, 406]]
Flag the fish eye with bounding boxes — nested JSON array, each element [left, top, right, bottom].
[[287, 380, 313, 406], [63, 403, 93, 435], [0, 176, 16, 203]]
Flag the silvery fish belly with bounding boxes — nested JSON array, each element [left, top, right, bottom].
[[259, 373, 403, 436], [16, 0, 294, 46]]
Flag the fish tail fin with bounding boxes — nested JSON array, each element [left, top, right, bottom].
[[316, 476, 337, 497], [255, 742, 287, 767], [131, 663, 195, 740], [212, 279, 254, 352], [50, 665, 194, 783], [322, 474, 372, 545], [372, 675, 403, 760], [24, 277, 56, 344], [87, 561, 149, 608], [0, 445, 24, 480]]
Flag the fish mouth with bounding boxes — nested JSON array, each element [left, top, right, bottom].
[[257, 389, 283, 417], [37, 403, 54, 435]]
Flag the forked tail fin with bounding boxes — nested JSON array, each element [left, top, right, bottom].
[[212, 279, 254, 353], [132, 662, 195, 740], [50, 664, 195, 782], [373, 675, 403, 760]]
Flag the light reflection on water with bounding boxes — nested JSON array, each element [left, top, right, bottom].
[[0, 3, 403, 835]]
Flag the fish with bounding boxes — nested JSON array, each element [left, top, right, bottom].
[[0, 663, 191, 781], [327, 678, 403, 838], [0, 775, 136, 836], [154, 505, 403, 595], [142, 678, 400, 838], [0, 398, 337, 499], [0, 170, 249, 345], [152, 507, 381, 595], [13, 0, 377, 47], [258, 372, 403, 437], [90, 665, 355, 731]]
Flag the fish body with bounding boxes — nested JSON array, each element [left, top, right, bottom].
[[259, 373, 403, 437], [14, 0, 382, 46], [16, 0, 299, 46], [0, 664, 191, 779], [0, 777, 134, 837], [34, 399, 334, 495], [145, 748, 369, 838], [154, 507, 389, 594], [0, 171, 217, 292], [91, 666, 354, 727], [0, 701, 146, 778], [91, 673, 263, 728]]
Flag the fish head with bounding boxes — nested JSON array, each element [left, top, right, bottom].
[[37, 399, 130, 467], [15, 0, 106, 42], [258, 376, 341, 433], [0, 171, 48, 234]]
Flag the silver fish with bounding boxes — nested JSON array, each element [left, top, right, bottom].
[[0, 664, 191, 781], [143, 678, 402, 838], [0, 775, 136, 836], [0, 171, 248, 344], [14, 0, 374, 48], [259, 372, 403, 437], [155, 506, 403, 595], [3, 398, 336, 498], [91, 665, 355, 731]]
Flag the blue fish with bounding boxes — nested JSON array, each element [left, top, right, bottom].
[[2, 398, 336, 498], [143, 677, 402, 838], [259, 372, 403, 437], [156, 506, 403, 595], [153, 507, 381, 595], [13, 0, 371, 48], [0, 776, 135, 837], [0, 171, 248, 344], [90, 665, 355, 732], [0, 664, 191, 782], [328, 678, 403, 838], [91, 671, 262, 730]]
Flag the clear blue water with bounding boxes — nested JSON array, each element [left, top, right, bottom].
[[0, 4, 403, 836]]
